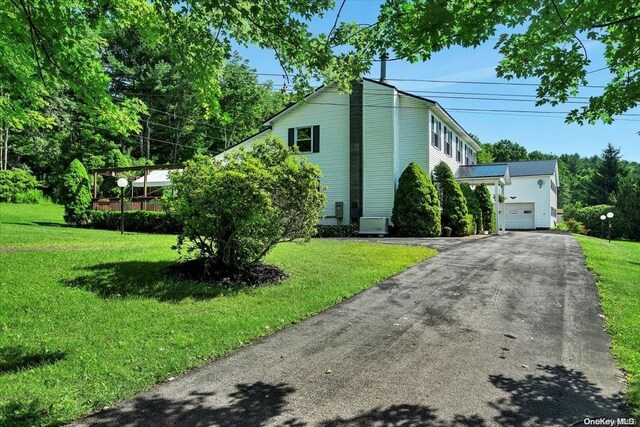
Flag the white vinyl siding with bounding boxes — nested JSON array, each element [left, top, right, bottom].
[[362, 79, 396, 217], [429, 111, 465, 175], [270, 88, 350, 224], [499, 176, 555, 228], [398, 96, 429, 177]]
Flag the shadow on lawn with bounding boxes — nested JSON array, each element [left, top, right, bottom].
[[0, 345, 66, 375], [63, 261, 244, 302]]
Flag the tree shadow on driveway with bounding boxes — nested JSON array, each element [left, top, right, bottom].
[[488, 364, 625, 426], [72, 364, 624, 426], [79, 382, 303, 427]]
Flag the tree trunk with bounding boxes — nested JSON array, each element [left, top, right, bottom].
[[0, 126, 3, 170], [145, 119, 151, 160], [2, 125, 8, 170], [139, 125, 145, 158]]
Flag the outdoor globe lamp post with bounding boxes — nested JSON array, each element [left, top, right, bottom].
[[117, 177, 128, 235], [607, 211, 614, 243], [600, 214, 606, 239]]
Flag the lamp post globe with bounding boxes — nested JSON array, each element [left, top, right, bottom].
[[117, 177, 128, 188], [600, 215, 606, 220], [117, 178, 128, 234], [606, 212, 614, 242]]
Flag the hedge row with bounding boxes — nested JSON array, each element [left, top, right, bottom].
[[564, 205, 630, 240], [315, 223, 359, 238], [83, 210, 362, 238], [83, 210, 183, 234]]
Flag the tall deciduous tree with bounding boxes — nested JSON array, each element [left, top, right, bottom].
[[489, 140, 529, 162]]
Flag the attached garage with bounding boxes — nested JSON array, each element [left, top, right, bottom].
[[504, 203, 535, 230]]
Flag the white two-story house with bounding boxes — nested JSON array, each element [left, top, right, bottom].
[[216, 77, 481, 228]]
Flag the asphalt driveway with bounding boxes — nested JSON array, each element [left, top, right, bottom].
[[74, 231, 626, 426]]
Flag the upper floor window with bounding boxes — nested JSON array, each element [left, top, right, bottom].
[[444, 128, 452, 157], [431, 116, 441, 149], [296, 127, 312, 152], [551, 180, 557, 194], [288, 125, 320, 153], [465, 145, 476, 165], [455, 137, 463, 162]]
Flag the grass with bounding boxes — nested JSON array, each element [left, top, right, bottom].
[[0, 203, 434, 426], [575, 235, 640, 417]]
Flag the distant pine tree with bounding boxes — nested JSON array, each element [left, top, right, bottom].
[[587, 143, 626, 205]]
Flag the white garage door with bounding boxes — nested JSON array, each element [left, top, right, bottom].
[[505, 203, 535, 230]]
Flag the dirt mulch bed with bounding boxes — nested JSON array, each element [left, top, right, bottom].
[[166, 258, 288, 287]]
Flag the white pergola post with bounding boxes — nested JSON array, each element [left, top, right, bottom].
[[494, 180, 500, 235], [501, 183, 506, 235]]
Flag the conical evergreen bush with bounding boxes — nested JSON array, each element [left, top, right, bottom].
[[392, 162, 441, 237], [433, 161, 470, 236]]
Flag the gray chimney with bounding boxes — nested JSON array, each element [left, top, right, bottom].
[[380, 52, 388, 83]]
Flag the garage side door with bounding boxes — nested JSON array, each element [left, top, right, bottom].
[[505, 203, 535, 230]]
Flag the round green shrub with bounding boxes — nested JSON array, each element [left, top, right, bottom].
[[166, 136, 326, 271], [434, 162, 470, 236], [391, 162, 441, 237], [60, 159, 92, 225], [0, 169, 42, 203]]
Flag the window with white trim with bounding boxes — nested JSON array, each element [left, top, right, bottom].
[[456, 137, 463, 162], [444, 128, 452, 156], [465, 145, 476, 165], [295, 127, 312, 153], [431, 116, 441, 149]]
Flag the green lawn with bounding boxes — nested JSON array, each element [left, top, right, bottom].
[[576, 235, 640, 417], [0, 203, 435, 426]]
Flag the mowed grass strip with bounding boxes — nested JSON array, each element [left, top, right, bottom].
[[576, 235, 640, 417], [0, 204, 434, 426]]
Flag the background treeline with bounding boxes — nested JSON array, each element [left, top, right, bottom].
[[1, 26, 287, 201]]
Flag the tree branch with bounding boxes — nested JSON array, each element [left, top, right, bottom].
[[592, 14, 640, 28], [325, 0, 346, 50]]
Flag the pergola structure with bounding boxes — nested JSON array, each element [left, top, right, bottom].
[[455, 164, 512, 235], [91, 164, 183, 212]]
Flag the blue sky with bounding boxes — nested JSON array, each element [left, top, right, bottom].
[[236, 1, 640, 162]]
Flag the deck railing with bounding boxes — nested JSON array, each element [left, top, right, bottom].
[[92, 197, 164, 212]]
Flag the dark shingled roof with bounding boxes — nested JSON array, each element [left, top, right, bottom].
[[455, 164, 509, 179], [506, 159, 557, 177]]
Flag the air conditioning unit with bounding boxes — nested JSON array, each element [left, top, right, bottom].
[[359, 217, 389, 236]]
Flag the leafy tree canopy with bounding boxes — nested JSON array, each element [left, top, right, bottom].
[[366, 0, 640, 124], [1, 0, 364, 130]]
